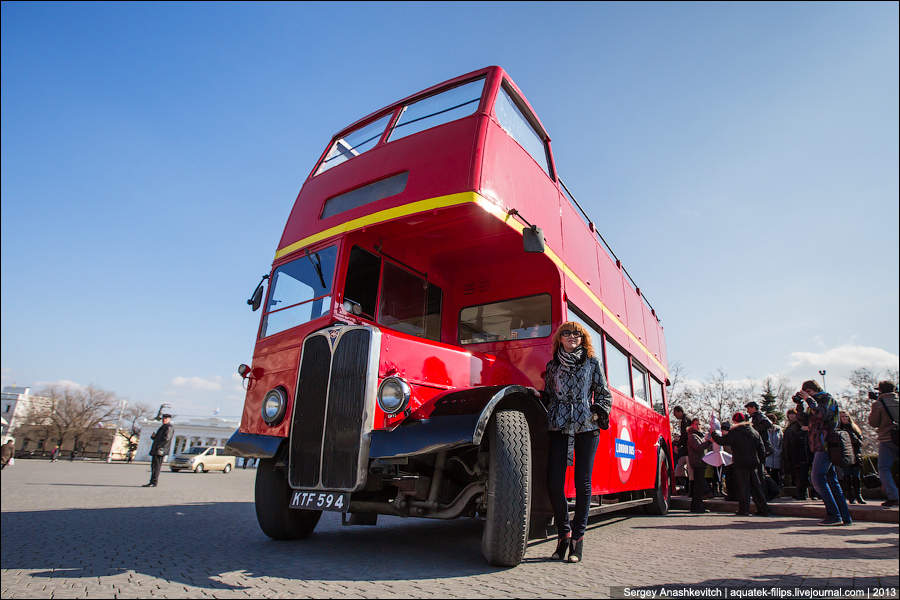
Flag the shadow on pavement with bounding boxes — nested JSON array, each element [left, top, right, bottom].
[[0, 502, 514, 589]]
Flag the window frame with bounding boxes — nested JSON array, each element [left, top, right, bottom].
[[341, 245, 443, 342], [602, 335, 633, 397], [386, 76, 487, 143], [494, 81, 556, 180], [259, 243, 338, 340], [457, 293, 553, 345], [630, 359, 650, 406]]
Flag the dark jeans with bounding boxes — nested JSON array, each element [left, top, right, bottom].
[[791, 463, 810, 499], [733, 465, 769, 514], [150, 455, 164, 485], [548, 430, 599, 539], [690, 463, 708, 511]]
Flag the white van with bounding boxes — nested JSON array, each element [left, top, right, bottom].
[[170, 446, 236, 473]]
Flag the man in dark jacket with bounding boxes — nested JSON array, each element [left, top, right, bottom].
[[143, 414, 174, 487], [745, 401, 774, 457], [710, 412, 770, 516], [782, 408, 812, 500], [1, 440, 14, 470], [687, 418, 712, 513]]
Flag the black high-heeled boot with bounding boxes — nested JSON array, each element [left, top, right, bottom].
[[551, 534, 570, 560], [567, 537, 584, 563]]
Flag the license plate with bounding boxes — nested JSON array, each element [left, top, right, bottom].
[[289, 490, 350, 512]]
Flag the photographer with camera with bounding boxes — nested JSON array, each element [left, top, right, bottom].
[[796, 380, 852, 526], [868, 380, 899, 508]]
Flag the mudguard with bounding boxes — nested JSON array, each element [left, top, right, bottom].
[[224, 430, 284, 459], [369, 384, 545, 459]]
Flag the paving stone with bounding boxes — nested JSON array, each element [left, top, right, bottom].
[[1, 460, 897, 598]]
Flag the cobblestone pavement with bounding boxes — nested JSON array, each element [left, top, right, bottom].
[[2, 461, 897, 598]]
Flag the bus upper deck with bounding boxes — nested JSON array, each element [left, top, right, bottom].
[[270, 65, 668, 387]]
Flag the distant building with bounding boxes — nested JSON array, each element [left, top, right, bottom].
[[134, 415, 239, 462], [1, 386, 53, 443]]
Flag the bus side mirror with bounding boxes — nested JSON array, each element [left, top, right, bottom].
[[247, 274, 270, 312], [523, 225, 545, 253], [248, 283, 265, 312]]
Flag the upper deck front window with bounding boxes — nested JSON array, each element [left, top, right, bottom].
[[315, 114, 392, 176], [261, 245, 337, 338], [387, 78, 485, 142]]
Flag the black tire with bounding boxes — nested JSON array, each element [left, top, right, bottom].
[[255, 457, 321, 540], [194, 463, 204, 473], [170, 468, 180, 473], [481, 410, 532, 567], [223, 463, 232, 474], [645, 448, 670, 515]]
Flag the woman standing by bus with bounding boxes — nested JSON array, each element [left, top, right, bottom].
[[540, 321, 612, 563]]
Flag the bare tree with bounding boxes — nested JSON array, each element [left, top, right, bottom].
[[116, 403, 152, 462], [23, 385, 120, 451]]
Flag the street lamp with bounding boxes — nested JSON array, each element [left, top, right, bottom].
[[818, 370, 827, 391]]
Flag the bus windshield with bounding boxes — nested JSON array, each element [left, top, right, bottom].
[[261, 246, 337, 338]]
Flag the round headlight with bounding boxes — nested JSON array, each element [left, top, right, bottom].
[[377, 377, 410, 415], [261, 387, 288, 426]]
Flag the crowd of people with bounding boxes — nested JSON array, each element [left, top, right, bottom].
[[671, 380, 899, 525]]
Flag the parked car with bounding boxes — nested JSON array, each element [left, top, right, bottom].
[[170, 446, 235, 473]]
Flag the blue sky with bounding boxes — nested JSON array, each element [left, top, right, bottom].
[[2, 2, 897, 416]]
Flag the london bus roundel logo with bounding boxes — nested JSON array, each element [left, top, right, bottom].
[[615, 421, 636, 483]]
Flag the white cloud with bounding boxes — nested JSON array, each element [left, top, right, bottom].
[[170, 376, 223, 391], [789, 345, 899, 371], [34, 379, 86, 390]]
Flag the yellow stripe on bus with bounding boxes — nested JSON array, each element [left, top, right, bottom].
[[473, 195, 669, 378], [274, 191, 668, 377], [274, 192, 480, 260]]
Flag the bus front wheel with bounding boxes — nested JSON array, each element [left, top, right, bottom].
[[481, 410, 532, 567], [255, 458, 321, 540]]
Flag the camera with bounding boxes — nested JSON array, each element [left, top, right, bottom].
[[868, 390, 879, 400], [792, 392, 805, 403]]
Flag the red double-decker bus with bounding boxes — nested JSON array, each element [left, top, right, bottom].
[[226, 66, 672, 567]]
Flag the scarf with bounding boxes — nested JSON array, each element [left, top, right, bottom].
[[556, 345, 585, 370]]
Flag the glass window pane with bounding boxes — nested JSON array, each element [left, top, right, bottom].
[[263, 297, 332, 338], [651, 376, 665, 415], [388, 79, 485, 142], [315, 114, 392, 175], [459, 294, 551, 344], [566, 306, 605, 372], [494, 86, 550, 176], [604, 339, 632, 396], [343, 246, 381, 319], [378, 262, 427, 337], [321, 172, 408, 219], [261, 246, 337, 337], [632, 363, 649, 405]]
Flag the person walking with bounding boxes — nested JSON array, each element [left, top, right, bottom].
[[1, 440, 15, 470], [539, 321, 611, 563], [798, 380, 852, 526], [49, 444, 60, 462], [765, 413, 784, 486], [687, 418, 712, 513], [709, 412, 770, 516], [143, 414, 174, 487], [868, 380, 899, 508], [838, 411, 865, 504], [782, 408, 812, 500]]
